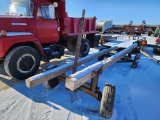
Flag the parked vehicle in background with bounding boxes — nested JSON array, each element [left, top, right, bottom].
[[96, 20, 113, 33], [153, 35, 160, 54], [0, 0, 100, 79]]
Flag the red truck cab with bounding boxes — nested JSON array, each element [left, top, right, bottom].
[[0, 0, 98, 79]]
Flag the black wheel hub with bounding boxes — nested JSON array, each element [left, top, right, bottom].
[[18, 55, 35, 72], [20, 57, 33, 70]]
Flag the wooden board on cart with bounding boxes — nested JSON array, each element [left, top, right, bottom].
[[26, 47, 118, 88], [103, 39, 141, 49], [65, 43, 138, 91]]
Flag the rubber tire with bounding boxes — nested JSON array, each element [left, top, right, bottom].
[[98, 48, 105, 61], [0, 60, 3, 64], [48, 78, 59, 89], [148, 32, 152, 36], [79, 39, 90, 57], [100, 84, 116, 119], [67, 38, 77, 52], [4, 46, 40, 80], [45, 66, 59, 89], [153, 47, 160, 54], [98, 56, 105, 61]]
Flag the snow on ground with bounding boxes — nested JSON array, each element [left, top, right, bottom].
[[0, 36, 160, 120]]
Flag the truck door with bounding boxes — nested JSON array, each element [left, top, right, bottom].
[[36, 4, 59, 44]]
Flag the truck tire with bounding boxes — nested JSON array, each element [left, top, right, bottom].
[[67, 39, 90, 57], [80, 39, 90, 57], [0, 60, 3, 64], [100, 84, 116, 119], [67, 38, 77, 52], [4, 46, 40, 80]]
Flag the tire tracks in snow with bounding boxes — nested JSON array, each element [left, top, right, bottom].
[[28, 85, 53, 120], [0, 88, 33, 120], [0, 84, 54, 120], [112, 65, 139, 120]]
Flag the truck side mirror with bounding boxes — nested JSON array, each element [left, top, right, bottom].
[[49, 5, 55, 19]]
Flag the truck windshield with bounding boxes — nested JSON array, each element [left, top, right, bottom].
[[0, 0, 33, 16]]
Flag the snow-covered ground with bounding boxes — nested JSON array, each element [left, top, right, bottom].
[[0, 37, 160, 120]]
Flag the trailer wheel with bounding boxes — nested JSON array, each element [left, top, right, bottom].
[[153, 47, 160, 54], [4, 46, 40, 80], [44, 78, 59, 89], [44, 67, 59, 89], [80, 39, 90, 57], [100, 84, 116, 119], [98, 91, 102, 101], [98, 48, 105, 61], [153, 48, 156, 53]]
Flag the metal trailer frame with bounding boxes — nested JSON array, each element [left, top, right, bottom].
[[26, 40, 144, 118]]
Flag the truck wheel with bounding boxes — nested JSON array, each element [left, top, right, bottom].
[[100, 84, 116, 119], [80, 39, 90, 57], [0, 60, 3, 64], [67, 38, 77, 52], [4, 46, 40, 80]]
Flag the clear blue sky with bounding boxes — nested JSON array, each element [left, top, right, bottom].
[[66, 0, 160, 25]]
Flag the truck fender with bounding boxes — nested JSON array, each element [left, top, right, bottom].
[[5, 40, 45, 59], [33, 41, 45, 56]]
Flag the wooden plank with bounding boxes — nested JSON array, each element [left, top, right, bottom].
[[65, 43, 137, 91], [104, 39, 142, 49], [78, 86, 98, 100], [65, 69, 99, 91], [91, 73, 99, 93], [117, 40, 138, 48], [26, 46, 118, 88], [72, 9, 85, 73]]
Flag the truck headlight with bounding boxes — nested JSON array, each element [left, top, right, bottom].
[[1, 30, 7, 37]]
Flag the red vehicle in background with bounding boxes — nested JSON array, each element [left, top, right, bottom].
[[153, 36, 160, 54], [0, 0, 98, 79]]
